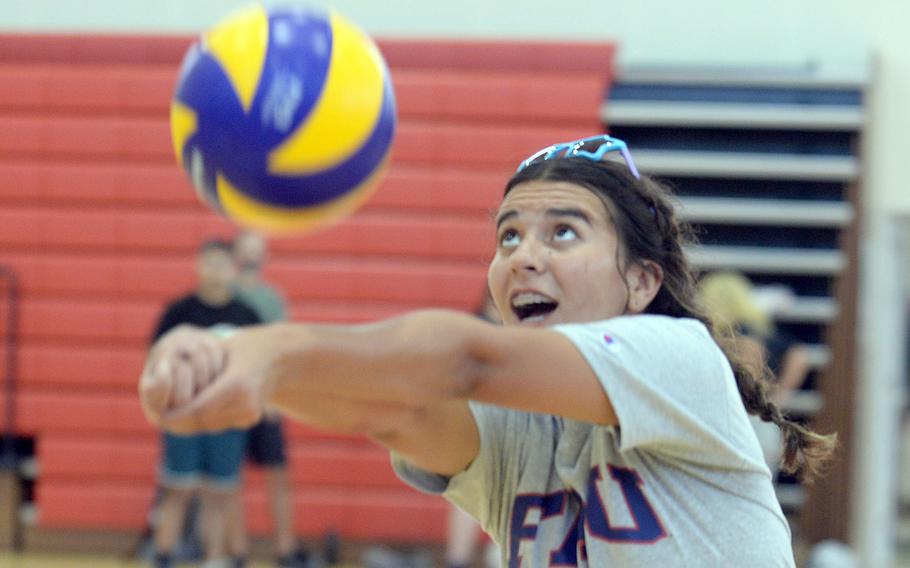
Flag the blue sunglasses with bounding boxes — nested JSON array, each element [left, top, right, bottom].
[[516, 134, 641, 179]]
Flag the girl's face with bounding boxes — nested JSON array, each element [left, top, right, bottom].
[[488, 179, 660, 327]]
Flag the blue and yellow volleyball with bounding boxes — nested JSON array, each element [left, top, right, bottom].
[[170, 3, 396, 234]]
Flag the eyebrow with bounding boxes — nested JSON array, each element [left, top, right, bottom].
[[546, 208, 592, 225], [496, 207, 593, 229], [495, 210, 518, 228]]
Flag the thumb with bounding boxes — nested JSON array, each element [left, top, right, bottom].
[[139, 359, 173, 423]]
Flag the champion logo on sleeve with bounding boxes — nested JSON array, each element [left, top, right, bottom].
[[602, 333, 620, 351]]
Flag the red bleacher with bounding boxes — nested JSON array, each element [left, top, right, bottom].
[[0, 33, 614, 541]]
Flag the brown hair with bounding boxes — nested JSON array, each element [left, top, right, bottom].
[[506, 157, 836, 482], [198, 237, 233, 256]]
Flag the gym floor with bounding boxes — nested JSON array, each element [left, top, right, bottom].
[[7, 550, 910, 567], [0, 554, 362, 567]]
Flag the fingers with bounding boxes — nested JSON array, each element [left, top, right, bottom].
[[193, 333, 227, 391], [139, 327, 229, 424], [184, 345, 210, 393], [162, 377, 261, 434], [139, 325, 265, 434], [165, 405, 255, 435], [170, 357, 195, 408]]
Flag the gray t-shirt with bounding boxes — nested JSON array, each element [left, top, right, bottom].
[[234, 283, 287, 324], [394, 315, 794, 567]]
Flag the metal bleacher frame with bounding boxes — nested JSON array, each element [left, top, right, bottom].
[[0, 265, 21, 551], [603, 63, 866, 530]]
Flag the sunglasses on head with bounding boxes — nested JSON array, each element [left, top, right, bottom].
[[515, 134, 640, 179]]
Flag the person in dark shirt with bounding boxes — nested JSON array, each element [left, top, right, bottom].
[[148, 239, 260, 568]]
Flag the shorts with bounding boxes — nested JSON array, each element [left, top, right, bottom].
[[245, 416, 288, 467], [159, 429, 247, 492]]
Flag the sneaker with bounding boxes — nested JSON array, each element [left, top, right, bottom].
[[322, 531, 341, 565], [153, 552, 174, 568], [277, 548, 310, 568], [362, 546, 433, 568]]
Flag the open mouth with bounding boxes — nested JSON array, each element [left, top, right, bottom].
[[511, 292, 559, 322]]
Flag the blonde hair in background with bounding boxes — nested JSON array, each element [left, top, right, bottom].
[[698, 271, 772, 338]]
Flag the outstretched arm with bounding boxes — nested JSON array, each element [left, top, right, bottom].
[[141, 310, 615, 475]]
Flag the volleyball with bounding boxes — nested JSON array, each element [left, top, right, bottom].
[[170, 3, 396, 234]]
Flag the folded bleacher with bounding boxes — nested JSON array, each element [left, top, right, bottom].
[[604, 63, 866, 512]]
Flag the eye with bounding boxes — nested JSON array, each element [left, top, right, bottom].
[[499, 228, 521, 248], [553, 225, 578, 242]]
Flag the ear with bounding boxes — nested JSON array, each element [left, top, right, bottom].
[[625, 260, 664, 314]]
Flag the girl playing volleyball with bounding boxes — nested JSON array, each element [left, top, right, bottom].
[[140, 135, 834, 567]]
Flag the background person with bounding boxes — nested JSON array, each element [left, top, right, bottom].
[[229, 231, 308, 567], [699, 271, 813, 477], [147, 238, 260, 568]]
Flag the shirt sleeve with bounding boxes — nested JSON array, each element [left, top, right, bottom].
[[257, 286, 289, 323], [392, 403, 544, 541], [271, 288, 289, 322], [241, 304, 262, 326], [553, 315, 748, 468]]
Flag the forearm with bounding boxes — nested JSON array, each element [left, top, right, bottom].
[[258, 314, 482, 474], [775, 347, 811, 392], [270, 388, 419, 438], [771, 346, 811, 408], [259, 310, 614, 426], [270, 388, 473, 468], [263, 310, 480, 412]]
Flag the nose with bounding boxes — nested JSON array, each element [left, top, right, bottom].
[[509, 235, 546, 275]]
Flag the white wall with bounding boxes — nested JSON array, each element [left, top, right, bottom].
[[864, 0, 910, 214], [0, 0, 872, 65], [855, 5, 910, 560]]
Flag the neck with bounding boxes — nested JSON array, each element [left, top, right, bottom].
[[197, 287, 232, 307], [237, 270, 261, 290]]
